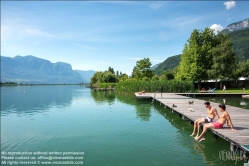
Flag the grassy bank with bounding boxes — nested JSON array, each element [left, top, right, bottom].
[[215, 88, 249, 94]]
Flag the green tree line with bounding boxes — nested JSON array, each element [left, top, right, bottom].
[[176, 28, 249, 89], [90, 67, 128, 87], [90, 27, 249, 90]]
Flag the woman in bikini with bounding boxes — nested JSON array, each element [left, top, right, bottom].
[[195, 104, 236, 142], [138, 90, 145, 95]]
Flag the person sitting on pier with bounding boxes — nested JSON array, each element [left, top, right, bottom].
[[207, 87, 212, 92], [201, 88, 206, 92], [195, 104, 236, 142], [138, 90, 145, 95], [190, 102, 219, 138]]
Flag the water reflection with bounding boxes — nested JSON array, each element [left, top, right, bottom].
[[135, 104, 152, 121], [90, 90, 115, 105], [153, 104, 184, 132], [116, 94, 137, 105], [116, 93, 152, 121], [1, 85, 84, 116], [197, 97, 249, 109]]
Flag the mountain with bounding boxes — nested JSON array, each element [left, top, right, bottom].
[[154, 54, 181, 75], [151, 63, 161, 70], [221, 18, 249, 33], [1, 55, 86, 84], [229, 28, 249, 61], [75, 70, 95, 83], [220, 18, 249, 60]]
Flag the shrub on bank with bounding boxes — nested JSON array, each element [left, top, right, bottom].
[[96, 83, 117, 88]]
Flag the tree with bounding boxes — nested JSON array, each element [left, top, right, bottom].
[[176, 29, 202, 81], [116, 71, 119, 77], [131, 66, 136, 78], [240, 60, 249, 77], [151, 75, 159, 81], [233, 60, 249, 79], [142, 77, 150, 81], [108, 66, 115, 74], [161, 70, 175, 80], [103, 72, 118, 83], [133, 58, 154, 80], [208, 33, 237, 82], [242, 60, 249, 77], [90, 71, 105, 86], [176, 28, 217, 89], [90, 67, 125, 85], [120, 73, 129, 81], [159, 74, 167, 80]]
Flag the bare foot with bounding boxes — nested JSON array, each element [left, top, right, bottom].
[[190, 133, 196, 136], [199, 138, 205, 142], [194, 137, 200, 141]]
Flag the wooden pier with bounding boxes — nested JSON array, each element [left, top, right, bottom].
[[135, 92, 249, 153]]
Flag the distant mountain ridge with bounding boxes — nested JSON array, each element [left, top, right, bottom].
[[229, 28, 249, 61], [75, 70, 95, 83], [221, 18, 249, 33], [151, 63, 161, 70], [221, 18, 249, 61], [1, 55, 94, 84], [153, 54, 181, 75]]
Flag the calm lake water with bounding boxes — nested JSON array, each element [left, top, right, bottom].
[[197, 96, 249, 110], [1, 86, 247, 166]]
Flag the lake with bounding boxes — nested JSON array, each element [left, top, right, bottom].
[[197, 96, 249, 110], [1, 85, 247, 166]]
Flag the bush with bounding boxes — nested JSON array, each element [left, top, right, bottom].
[[97, 83, 117, 88]]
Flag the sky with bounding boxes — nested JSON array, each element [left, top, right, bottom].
[[1, 1, 249, 75]]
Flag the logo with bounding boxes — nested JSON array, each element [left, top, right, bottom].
[[219, 150, 249, 165]]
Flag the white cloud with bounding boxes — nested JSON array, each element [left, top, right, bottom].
[[210, 24, 224, 34], [25, 28, 54, 38], [148, 2, 166, 10], [224, 1, 236, 10]]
